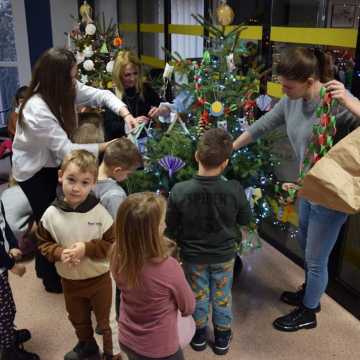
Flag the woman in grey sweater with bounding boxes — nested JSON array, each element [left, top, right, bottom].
[[233, 47, 359, 332]]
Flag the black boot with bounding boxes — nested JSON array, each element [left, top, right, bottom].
[[14, 329, 32, 345], [2, 345, 40, 360], [273, 305, 317, 332], [190, 327, 207, 351], [280, 284, 321, 312], [213, 328, 232, 355], [64, 340, 100, 360]]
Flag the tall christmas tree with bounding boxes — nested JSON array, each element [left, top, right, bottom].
[[125, 4, 279, 229]]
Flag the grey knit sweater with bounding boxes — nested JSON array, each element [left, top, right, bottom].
[[248, 96, 360, 169]]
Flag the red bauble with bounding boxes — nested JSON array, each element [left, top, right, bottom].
[[318, 133, 326, 145], [320, 114, 330, 127]]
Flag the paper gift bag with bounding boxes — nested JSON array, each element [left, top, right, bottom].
[[299, 127, 360, 214]]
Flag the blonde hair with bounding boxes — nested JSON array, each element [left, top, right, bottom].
[[61, 149, 98, 180], [111, 192, 168, 288], [112, 50, 143, 99], [72, 123, 104, 144], [103, 138, 142, 170]]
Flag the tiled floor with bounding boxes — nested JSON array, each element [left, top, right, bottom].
[[10, 241, 360, 360]]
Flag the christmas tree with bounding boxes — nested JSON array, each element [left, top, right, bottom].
[[67, 3, 124, 89], [125, 8, 279, 230]]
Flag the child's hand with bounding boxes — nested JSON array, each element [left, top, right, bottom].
[[10, 263, 26, 277], [67, 242, 86, 261], [281, 182, 299, 191], [9, 248, 23, 261]]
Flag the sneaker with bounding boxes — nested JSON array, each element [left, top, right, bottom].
[[64, 340, 100, 360], [190, 327, 207, 351], [280, 284, 321, 313], [273, 305, 317, 332], [15, 329, 32, 345], [213, 328, 232, 355], [1, 345, 40, 360]]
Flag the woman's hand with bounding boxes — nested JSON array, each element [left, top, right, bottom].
[[134, 115, 150, 125], [281, 182, 299, 191], [148, 105, 171, 119], [324, 80, 348, 105]]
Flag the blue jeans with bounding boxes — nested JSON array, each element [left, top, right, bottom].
[[183, 259, 234, 331], [297, 198, 348, 309]]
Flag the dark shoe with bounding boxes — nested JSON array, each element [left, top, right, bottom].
[[213, 328, 232, 355], [281, 285, 321, 313], [64, 340, 100, 360], [43, 281, 63, 294], [273, 306, 317, 332], [190, 327, 207, 351], [15, 329, 32, 345], [2, 345, 40, 360]]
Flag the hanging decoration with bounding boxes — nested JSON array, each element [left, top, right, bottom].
[[216, 0, 235, 26], [158, 155, 186, 178]]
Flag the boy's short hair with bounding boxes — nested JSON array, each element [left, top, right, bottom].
[[103, 138, 142, 170], [72, 123, 104, 144], [61, 149, 98, 180], [197, 128, 233, 168]]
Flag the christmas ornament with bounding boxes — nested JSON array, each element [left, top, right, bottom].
[[83, 59, 95, 71], [158, 155, 186, 178], [113, 36, 123, 47], [210, 101, 224, 117], [85, 23, 96, 36], [216, 0, 235, 26], [106, 60, 114, 73], [83, 45, 94, 58], [79, 1, 93, 25], [100, 42, 109, 54], [226, 53, 236, 72]]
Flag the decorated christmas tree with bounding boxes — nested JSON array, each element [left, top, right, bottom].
[[67, 1, 124, 89], [125, 4, 279, 230]]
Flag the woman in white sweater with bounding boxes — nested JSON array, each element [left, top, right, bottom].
[[12, 47, 137, 292]]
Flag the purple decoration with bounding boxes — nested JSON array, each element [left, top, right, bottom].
[[158, 155, 185, 177]]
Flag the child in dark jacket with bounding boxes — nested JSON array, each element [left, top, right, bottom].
[[166, 128, 252, 355], [0, 205, 40, 360]]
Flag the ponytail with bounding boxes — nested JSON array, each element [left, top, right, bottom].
[[276, 47, 333, 83]]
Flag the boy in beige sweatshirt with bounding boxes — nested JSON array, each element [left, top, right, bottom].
[[36, 149, 121, 360]]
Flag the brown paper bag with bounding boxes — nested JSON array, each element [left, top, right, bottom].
[[299, 127, 360, 214]]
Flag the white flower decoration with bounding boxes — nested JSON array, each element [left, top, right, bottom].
[[83, 59, 95, 71], [80, 74, 88, 84], [85, 23, 96, 36], [75, 51, 85, 64], [83, 45, 94, 58], [106, 60, 114, 73]]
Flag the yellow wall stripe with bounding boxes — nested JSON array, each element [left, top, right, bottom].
[[118, 23, 137, 32], [169, 24, 204, 36], [225, 25, 263, 40], [267, 81, 283, 99], [140, 55, 165, 68], [140, 23, 164, 33], [271, 27, 358, 48]]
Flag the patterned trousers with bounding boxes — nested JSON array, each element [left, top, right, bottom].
[[0, 271, 16, 350], [183, 259, 234, 331]]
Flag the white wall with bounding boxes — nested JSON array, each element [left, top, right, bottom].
[[50, 0, 79, 48], [11, 0, 31, 85], [95, 0, 118, 24]]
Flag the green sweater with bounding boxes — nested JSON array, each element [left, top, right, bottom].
[[166, 175, 252, 264]]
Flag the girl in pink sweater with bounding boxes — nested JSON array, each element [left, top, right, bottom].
[[111, 192, 195, 360]]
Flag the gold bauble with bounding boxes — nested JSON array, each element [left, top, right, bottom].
[[216, 2, 235, 26]]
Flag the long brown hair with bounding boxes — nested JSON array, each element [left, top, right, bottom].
[[18, 48, 77, 136], [112, 50, 144, 99], [276, 47, 333, 83], [111, 192, 168, 288]]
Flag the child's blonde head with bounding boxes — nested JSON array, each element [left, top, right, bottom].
[[111, 192, 167, 288], [61, 149, 98, 180]]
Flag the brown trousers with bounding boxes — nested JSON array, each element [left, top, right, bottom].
[[61, 271, 121, 356]]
